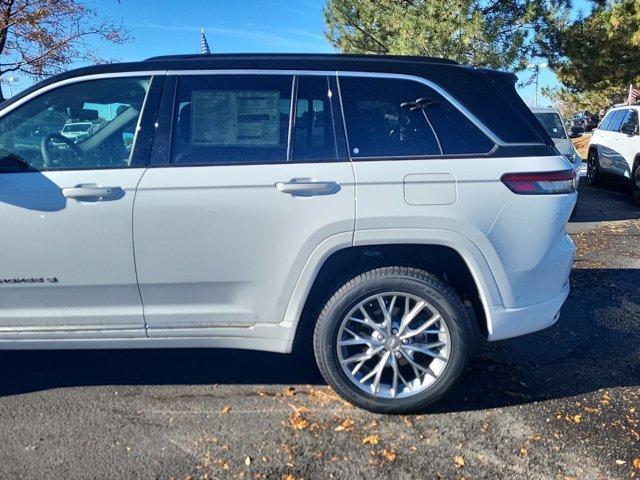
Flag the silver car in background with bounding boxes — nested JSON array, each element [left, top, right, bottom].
[[531, 106, 583, 184]]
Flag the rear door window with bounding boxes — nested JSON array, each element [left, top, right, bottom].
[[291, 76, 347, 162], [338, 76, 494, 158], [171, 75, 292, 166]]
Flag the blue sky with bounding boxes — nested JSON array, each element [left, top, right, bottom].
[[9, 0, 594, 105]]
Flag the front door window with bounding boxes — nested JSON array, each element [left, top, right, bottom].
[[0, 77, 151, 173]]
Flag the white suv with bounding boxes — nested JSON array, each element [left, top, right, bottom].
[[587, 105, 640, 204], [0, 54, 576, 412]]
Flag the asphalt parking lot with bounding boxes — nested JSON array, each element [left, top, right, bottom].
[[0, 178, 638, 480]]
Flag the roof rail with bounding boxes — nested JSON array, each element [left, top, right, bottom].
[[143, 52, 459, 65]]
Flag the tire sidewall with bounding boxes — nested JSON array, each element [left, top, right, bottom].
[[315, 270, 472, 413], [587, 150, 600, 186], [633, 165, 640, 206]]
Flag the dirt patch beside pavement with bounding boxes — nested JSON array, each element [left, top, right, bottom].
[[572, 132, 592, 159]]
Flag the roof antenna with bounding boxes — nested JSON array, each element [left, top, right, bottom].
[[201, 27, 211, 55]]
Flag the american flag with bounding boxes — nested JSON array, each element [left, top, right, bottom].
[[522, 71, 538, 87], [201, 28, 211, 55], [628, 84, 640, 105]]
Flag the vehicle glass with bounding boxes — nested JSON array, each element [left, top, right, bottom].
[[339, 77, 493, 157], [608, 110, 627, 132], [0, 77, 150, 173], [62, 123, 92, 133], [598, 112, 614, 130], [171, 75, 292, 165], [292, 76, 346, 162], [534, 112, 567, 139], [619, 109, 639, 134]]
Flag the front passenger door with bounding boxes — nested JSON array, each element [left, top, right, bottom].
[[0, 75, 158, 336]]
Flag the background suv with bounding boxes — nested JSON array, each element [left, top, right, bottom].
[[0, 54, 576, 412], [587, 105, 640, 204]]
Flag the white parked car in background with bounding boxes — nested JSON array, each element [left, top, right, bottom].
[[531, 106, 583, 183], [0, 54, 577, 413], [587, 105, 640, 204]]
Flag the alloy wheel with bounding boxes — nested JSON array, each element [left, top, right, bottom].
[[336, 292, 451, 399]]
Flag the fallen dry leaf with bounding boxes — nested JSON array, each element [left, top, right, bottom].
[[288, 405, 311, 430], [382, 449, 397, 461], [633, 458, 640, 469], [454, 455, 465, 468], [362, 434, 380, 445], [221, 405, 231, 415], [334, 418, 355, 432]]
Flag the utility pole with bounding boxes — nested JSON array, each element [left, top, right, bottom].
[[534, 65, 540, 108], [4, 76, 18, 97]]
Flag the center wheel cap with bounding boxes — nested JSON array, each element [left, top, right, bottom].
[[384, 335, 402, 352]]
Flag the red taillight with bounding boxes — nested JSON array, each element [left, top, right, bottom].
[[501, 170, 576, 195]]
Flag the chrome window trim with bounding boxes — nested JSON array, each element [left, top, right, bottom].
[[165, 68, 546, 148], [5, 68, 546, 149], [0, 70, 167, 119]]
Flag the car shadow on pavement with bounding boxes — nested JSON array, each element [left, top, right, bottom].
[[0, 268, 637, 414], [571, 183, 640, 223]]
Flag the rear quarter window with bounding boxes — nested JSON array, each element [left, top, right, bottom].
[[338, 76, 494, 158]]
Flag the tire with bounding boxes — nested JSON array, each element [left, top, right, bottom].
[[313, 267, 473, 413], [633, 164, 640, 206], [586, 149, 603, 186]]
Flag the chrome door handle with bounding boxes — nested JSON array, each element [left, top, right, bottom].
[[62, 185, 123, 200], [275, 179, 340, 196]]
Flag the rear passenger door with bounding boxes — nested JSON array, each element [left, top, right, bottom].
[[133, 74, 354, 336], [599, 109, 627, 174]]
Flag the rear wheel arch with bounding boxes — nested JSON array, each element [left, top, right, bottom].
[[291, 243, 490, 355]]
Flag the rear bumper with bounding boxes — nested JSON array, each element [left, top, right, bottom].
[[486, 281, 570, 341]]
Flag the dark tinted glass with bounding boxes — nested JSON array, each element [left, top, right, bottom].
[[620, 109, 638, 134], [425, 92, 495, 154], [0, 77, 150, 173], [339, 77, 440, 157], [171, 75, 292, 165], [429, 68, 549, 144], [608, 110, 627, 132], [292, 76, 346, 161], [339, 77, 493, 158], [533, 112, 567, 139]]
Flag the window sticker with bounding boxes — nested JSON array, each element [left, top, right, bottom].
[[190, 90, 280, 146]]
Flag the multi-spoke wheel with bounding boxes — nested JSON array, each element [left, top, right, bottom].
[[314, 267, 473, 413], [337, 293, 450, 398], [586, 149, 603, 186]]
